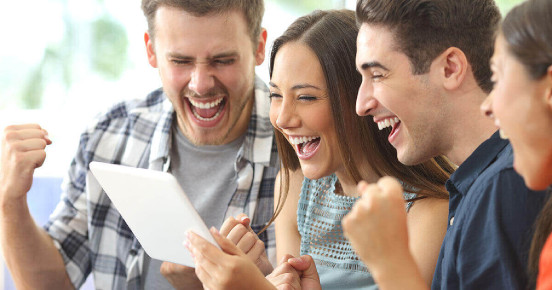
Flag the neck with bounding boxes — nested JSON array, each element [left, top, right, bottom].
[[444, 91, 497, 166], [335, 162, 379, 197]]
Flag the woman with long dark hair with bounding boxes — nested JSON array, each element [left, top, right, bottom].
[[186, 9, 455, 289], [480, 0, 552, 288]]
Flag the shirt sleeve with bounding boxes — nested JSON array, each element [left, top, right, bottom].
[[43, 122, 100, 289], [457, 169, 547, 289], [538, 235, 552, 289]]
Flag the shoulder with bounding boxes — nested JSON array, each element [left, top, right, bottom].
[[407, 197, 448, 226], [77, 88, 171, 158]]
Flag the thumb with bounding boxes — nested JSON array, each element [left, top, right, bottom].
[[210, 227, 244, 256], [288, 255, 319, 280]]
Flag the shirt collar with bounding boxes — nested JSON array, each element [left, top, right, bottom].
[[447, 130, 509, 196]]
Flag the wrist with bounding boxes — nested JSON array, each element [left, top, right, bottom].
[[0, 193, 29, 218], [369, 251, 427, 290]]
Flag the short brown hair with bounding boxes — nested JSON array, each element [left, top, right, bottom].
[[356, 0, 501, 93], [141, 0, 264, 44], [267, 10, 455, 226]]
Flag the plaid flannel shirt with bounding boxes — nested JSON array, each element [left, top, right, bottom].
[[44, 76, 279, 289]]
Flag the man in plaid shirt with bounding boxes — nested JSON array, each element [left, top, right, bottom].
[[0, 0, 279, 289]]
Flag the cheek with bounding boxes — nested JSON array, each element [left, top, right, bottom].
[[269, 103, 280, 127]]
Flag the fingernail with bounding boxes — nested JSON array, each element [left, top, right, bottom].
[[240, 216, 248, 221], [288, 257, 301, 264], [210, 227, 220, 236]]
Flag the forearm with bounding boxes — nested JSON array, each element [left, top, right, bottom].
[[370, 253, 428, 290], [0, 196, 73, 290]]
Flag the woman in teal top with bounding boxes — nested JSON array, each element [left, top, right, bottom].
[[297, 174, 416, 289], [187, 10, 455, 289]]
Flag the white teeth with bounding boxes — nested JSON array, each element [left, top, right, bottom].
[[377, 117, 400, 131], [189, 97, 224, 109], [289, 136, 319, 145]]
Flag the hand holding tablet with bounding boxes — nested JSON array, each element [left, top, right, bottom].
[[89, 161, 218, 267]]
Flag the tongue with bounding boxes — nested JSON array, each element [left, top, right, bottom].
[[192, 103, 222, 118], [300, 138, 320, 155]]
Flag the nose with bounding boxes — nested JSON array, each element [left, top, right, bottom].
[[275, 99, 300, 130], [480, 91, 494, 118], [188, 64, 215, 96], [356, 79, 378, 116]]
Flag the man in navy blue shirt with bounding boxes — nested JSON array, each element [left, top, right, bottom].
[[342, 0, 550, 289]]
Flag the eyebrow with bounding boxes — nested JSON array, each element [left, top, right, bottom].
[[268, 82, 322, 91], [359, 61, 390, 71], [167, 51, 239, 60]]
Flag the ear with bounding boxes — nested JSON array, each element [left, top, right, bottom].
[[254, 28, 268, 66], [545, 65, 552, 110], [438, 47, 468, 91], [144, 32, 158, 68]]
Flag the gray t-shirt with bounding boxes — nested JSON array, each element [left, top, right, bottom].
[[142, 126, 245, 289]]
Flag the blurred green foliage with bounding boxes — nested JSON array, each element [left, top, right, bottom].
[[15, 0, 525, 109], [20, 1, 128, 109]]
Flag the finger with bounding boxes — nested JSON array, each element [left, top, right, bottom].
[[235, 213, 252, 229], [356, 180, 369, 192], [193, 257, 216, 287], [288, 255, 319, 281], [187, 230, 236, 265], [219, 216, 243, 237], [377, 176, 403, 196], [3, 127, 50, 143], [227, 223, 250, 245], [3, 124, 42, 132], [209, 227, 244, 256], [12, 139, 49, 153], [279, 254, 295, 265], [245, 238, 266, 261], [8, 149, 48, 171], [270, 261, 297, 276], [359, 183, 380, 199], [236, 231, 257, 253]]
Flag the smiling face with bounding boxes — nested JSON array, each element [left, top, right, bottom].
[[355, 24, 446, 165], [145, 7, 266, 145], [269, 42, 342, 179], [481, 34, 552, 190]]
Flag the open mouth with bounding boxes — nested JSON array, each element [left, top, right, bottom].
[[376, 117, 401, 143], [289, 136, 321, 159], [186, 97, 226, 125]]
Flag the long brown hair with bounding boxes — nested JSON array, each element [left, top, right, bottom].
[[501, 0, 552, 284], [265, 10, 455, 228]]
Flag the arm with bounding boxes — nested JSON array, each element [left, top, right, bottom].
[[342, 177, 428, 290], [274, 170, 303, 261], [406, 198, 448, 286], [0, 124, 73, 290]]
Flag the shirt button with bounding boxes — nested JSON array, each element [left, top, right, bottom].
[[450, 217, 455, 226]]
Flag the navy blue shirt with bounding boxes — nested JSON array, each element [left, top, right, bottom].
[[432, 131, 550, 289]]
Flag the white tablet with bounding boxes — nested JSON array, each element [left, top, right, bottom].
[[89, 161, 218, 267]]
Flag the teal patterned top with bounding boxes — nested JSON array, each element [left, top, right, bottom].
[[297, 174, 416, 289]]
